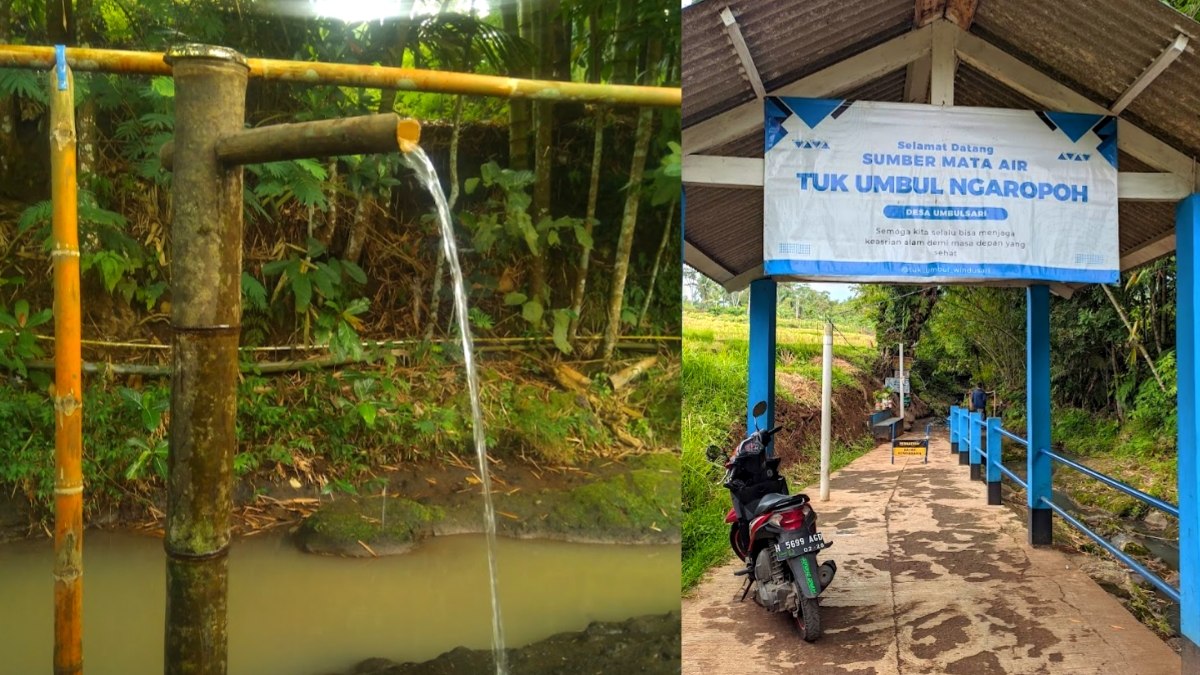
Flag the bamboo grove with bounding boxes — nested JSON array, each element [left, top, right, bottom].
[[0, 0, 682, 672]]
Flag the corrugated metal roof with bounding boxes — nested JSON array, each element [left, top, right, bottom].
[[683, 0, 1200, 285], [682, 0, 913, 127], [686, 187, 763, 275]]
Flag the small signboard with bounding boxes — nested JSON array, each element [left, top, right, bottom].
[[892, 438, 929, 463], [884, 377, 911, 393]]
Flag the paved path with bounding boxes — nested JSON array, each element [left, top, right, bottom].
[[682, 433, 1180, 674]]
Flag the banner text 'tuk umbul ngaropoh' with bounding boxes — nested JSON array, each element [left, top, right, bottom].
[[763, 97, 1119, 284]]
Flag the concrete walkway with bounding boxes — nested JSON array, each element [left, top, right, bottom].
[[682, 432, 1180, 674]]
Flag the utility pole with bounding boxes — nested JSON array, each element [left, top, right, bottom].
[[820, 321, 832, 501], [898, 343, 906, 425]]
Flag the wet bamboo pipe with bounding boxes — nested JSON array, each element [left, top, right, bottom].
[[0, 44, 681, 107], [48, 57, 84, 675], [159, 113, 421, 169], [162, 46, 247, 674]]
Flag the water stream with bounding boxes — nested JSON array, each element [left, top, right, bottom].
[[0, 531, 678, 674], [402, 147, 507, 675]]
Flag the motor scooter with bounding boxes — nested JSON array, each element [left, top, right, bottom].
[[706, 401, 837, 641]]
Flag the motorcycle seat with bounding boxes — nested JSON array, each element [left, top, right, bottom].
[[752, 492, 808, 516]]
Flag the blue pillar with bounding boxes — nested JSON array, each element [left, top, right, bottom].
[[747, 278, 777, 454], [986, 417, 1002, 505], [1026, 284, 1052, 546], [958, 406, 969, 465], [969, 411, 983, 480], [949, 405, 960, 453], [1176, 194, 1200, 670]]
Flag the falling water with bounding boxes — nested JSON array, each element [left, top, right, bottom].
[[403, 147, 508, 675]]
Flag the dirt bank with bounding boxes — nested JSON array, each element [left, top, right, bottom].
[[294, 453, 680, 555]]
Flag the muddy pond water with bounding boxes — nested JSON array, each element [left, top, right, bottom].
[[0, 531, 679, 674]]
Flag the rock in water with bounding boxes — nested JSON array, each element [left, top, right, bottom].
[[340, 612, 681, 674]]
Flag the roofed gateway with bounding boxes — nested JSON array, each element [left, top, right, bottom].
[[681, 0, 1200, 671]]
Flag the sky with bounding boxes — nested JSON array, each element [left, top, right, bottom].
[[809, 282, 856, 302]]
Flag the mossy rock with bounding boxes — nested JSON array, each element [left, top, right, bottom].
[[490, 462, 681, 545], [295, 496, 443, 557]]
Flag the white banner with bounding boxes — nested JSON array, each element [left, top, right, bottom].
[[763, 98, 1119, 284]]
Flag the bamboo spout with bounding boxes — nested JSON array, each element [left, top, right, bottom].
[[48, 56, 84, 675], [159, 113, 421, 169]]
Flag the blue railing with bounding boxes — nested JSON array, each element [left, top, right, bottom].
[[948, 405, 1179, 603]]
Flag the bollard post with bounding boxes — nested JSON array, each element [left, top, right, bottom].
[[949, 405, 959, 453], [163, 44, 248, 674], [986, 417, 1002, 504], [969, 411, 982, 479]]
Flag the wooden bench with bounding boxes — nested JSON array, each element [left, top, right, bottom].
[[868, 410, 902, 440]]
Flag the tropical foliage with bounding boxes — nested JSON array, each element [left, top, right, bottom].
[[0, 0, 681, 516]]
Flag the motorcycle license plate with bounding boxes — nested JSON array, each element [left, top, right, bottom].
[[773, 533, 824, 559]]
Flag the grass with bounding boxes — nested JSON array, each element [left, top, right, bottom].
[[0, 353, 677, 522], [681, 309, 877, 591], [683, 312, 876, 349], [1050, 406, 1178, 512]]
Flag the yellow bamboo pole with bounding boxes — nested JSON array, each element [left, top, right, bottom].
[[0, 44, 681, 107], [48, 56, 84, 675]]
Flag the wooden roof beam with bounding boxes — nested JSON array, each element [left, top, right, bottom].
[[720, 7, 766, 99], [1111, 33, 1189, 114], [684, 241, 735, 286], [954, 26, 1197, 184], [683, 24, 933, 155]]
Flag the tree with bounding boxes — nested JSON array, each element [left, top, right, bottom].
[[567, 3, 607, 343], [600, 0, 676, 360]]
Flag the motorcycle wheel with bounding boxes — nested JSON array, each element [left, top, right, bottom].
[[795, 595, 821, 642]]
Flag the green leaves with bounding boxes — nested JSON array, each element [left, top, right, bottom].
[[292, 273, 314, 313], [357, 402, 378, 428], [553, 309, 574, 354], [247, 159, 330, 211], [521, 299, 544, 325], [503, 292, 528, 306], [242, 272, 269, 312], [574, 223, 595, 251], [149, 76, 175, 99], [647, 140, 682, 206]]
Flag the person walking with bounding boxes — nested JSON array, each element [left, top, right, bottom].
[[969, 383, 988, 415]]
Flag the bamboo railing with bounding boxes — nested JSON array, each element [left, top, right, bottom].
[[48, 54, 84, 675], [0, 44, 681, 107]]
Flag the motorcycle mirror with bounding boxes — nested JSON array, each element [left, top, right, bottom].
[[705, 445, 723, 462], [751, 401, 767, 430]]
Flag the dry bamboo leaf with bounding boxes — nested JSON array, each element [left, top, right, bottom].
[[497, 511, 520, 520], [357, 540, 379, 557]]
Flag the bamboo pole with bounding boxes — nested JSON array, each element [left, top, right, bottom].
[[17, 332, 681, 351], [0, 44, 681, 107], [160, 113, 422, 169], [48, 56, 84, 675], [163, 45, 248, 674]]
